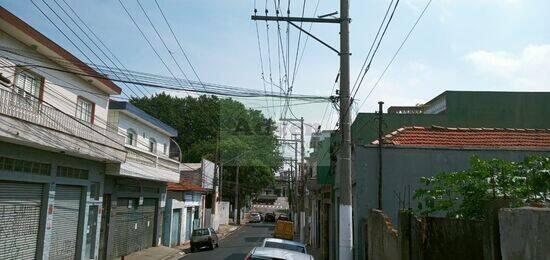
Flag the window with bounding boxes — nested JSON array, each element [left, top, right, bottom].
[[0, 156, 50, 176], [126, 129, 136, 146], [14, 69, 42, 100], [149, 138, 156, 153], [163, 143, 167, 155], [75, 97, 94, 123], [57, 166, 89, 179]]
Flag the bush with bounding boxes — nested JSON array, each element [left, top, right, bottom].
[[414, 156, 550, 220]]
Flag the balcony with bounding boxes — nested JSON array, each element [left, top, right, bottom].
[[0, 87, 126, 161], [107, 145, 180, 183]]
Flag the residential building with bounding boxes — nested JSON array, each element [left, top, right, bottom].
[[352, 126, 550, 260], [163, 160, 214, 247], [101, 100, 180, 259], [0, 7, 126, 260]]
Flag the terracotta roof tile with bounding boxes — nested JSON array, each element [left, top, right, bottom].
[[167, 182, 206, 192], [371, 126, 550, 149]]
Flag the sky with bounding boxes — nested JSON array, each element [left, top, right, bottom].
[[2, 0, 550, 155]]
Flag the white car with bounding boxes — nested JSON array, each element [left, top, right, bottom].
[[249, 212, 262, 223], [245, 247, 314, 260], [261, 238, 307, 254]]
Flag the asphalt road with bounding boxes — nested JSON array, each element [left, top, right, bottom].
[[180, 222, 275, 260]]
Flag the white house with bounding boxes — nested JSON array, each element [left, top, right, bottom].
[[101, 100, 180, 259], [0, 7, 125, 260]]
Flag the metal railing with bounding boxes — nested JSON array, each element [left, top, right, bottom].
[[0, 87, 124, 147], [125, 145, 180, 173]]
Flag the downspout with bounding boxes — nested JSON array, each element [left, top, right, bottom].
[[377, 101, 384, 210]]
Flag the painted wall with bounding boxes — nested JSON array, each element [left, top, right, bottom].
[[499, 207, 550, 260], [108, 111, 171, 157], [352, 91, 550, 145], [0, 30, 111, 128], [0, 141, 106, 260], [352, 146, 550, 260]]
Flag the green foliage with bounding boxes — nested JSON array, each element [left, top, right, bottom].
[[414, 156, 550, 220], [130, 93, 282, 202]]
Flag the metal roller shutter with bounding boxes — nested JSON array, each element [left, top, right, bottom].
[[0, 181, 43, 259], [49, 185, 82, 260], [111, 198, 157, 258]]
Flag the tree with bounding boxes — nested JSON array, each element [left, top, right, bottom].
[[130, 93, 282, 204], [414, 156, 550, 220]]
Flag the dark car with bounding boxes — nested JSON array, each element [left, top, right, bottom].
[[264, 212, 276, 222], [190, 228, 219, 252]]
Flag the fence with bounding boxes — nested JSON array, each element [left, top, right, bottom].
[[365, 207, 549, 260], [0, 87, 123, 147]]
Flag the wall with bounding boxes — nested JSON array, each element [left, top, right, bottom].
[[0, 141, 106, 260], [366, 210, 400, 260], [499, 207, 550, 260], [109, 111, 171, 156], [352, 146, 550, 260], [0, 30, 111, 128], [365, 209, 486, 260], [352, 91, 550, 145]]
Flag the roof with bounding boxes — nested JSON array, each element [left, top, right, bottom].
[[167, 182, 206, 192], [181, 163, 202, 171], [0, 7, 121, 94], [372, 125, 550, 149], [250, 247, 312, 260], [109, 100, 177, 137]]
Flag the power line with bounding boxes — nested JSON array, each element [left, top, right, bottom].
[[351, 0, 400, 100], [356, 0, 433, 113], [57, 0, 153, 97], [50, 0, 150, 98], [117, 0, 193, 96], [153, 0, 207, 92]]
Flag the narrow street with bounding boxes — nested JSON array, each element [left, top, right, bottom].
[[180, 223, 275, 260]]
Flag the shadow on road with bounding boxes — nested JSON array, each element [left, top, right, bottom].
[[244, 236, 265, 242], [224, 253, 247, 260]]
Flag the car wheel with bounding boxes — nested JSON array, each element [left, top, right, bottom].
[[216, 241, 219, 248], [210, 241, 215, 250], [190, 246, 196, 253]]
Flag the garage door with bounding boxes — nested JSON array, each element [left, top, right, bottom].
[[110, 198, 157, 258], [49, 185, 82, 260], [0, 181, 44, 259]]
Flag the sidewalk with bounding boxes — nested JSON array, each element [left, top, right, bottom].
[[123, 224, 242, 260]]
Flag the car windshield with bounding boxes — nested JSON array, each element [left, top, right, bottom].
[[264, 241, 305, 253], [192, 229, 209, 236]]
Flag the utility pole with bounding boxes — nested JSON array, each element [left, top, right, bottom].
[[234, 162, 240, 225], [377, 101, 384, 210], [253, 3, 353, 258]]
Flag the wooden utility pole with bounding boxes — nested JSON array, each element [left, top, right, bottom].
[[252, 2, 353, 257]]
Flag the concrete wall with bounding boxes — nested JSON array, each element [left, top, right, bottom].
[[499, 207, 550, 260], [109, 111, 171, 156], [352, 146, 550, 260], [366, 210, 400, 260], [0, 29, 111, 128]]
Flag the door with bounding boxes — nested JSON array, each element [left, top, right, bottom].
[[0, 181, 44, 259], [184, 207, 192, 241], [49, 185, 83, 260], [111, 198, 157, 258], [171, 209, 181, 246]]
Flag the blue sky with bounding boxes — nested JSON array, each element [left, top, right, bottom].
[[2, 0, 549, 133]]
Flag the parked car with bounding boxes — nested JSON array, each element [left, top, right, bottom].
[[262, 238, 307, 254], [264, 212, 276, 222], [190, 228, 219, 252], [245, 247, 313, 260], [249, 212, 262, 223], [277, 214, 291, 221]]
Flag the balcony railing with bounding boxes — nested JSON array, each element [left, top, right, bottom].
[[125, 145, 180, 173], [0, 87, 123, 147]]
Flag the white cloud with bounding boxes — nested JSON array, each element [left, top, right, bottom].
[[464, 44, 550, 90]]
